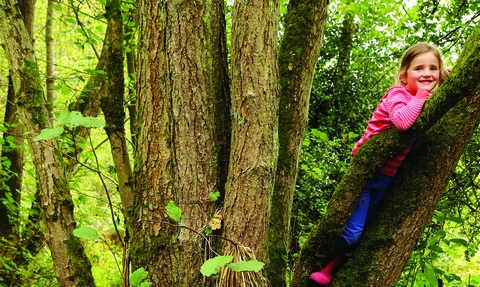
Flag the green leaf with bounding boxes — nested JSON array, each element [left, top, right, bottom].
[[328, 141, 337, 146], [209, 191, 220, 202], [33, 127, 64, 141], [139, 282, 152, 287], [444, 273, 461, 283], [61, 85, 71, 95], [166, 201, 181, 222], [66, 18, 76, 24], [79, 116, 105, 128], [200, 256, 233, 276], [130, 268, 148, 287], [68, 111, 86, 127], [51, 4, 62, 11], [312, 129, 329, 141], [0, 125, 7, 132], [228, 260, 265, 272], [428, 245, 444, 253], [449, 238, 468, 246], [72, 226, 99, 239], [302, 137, 310, 146], [447, 216, 464, 224], [433, 215, 445, 222], [423, 263, 438, 287], [348, 131, 359, 139], [58, 111, 72, 125]]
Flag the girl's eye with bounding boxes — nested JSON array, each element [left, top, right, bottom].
[[415, 67, 422, 71], [430, 67, 438, 70]]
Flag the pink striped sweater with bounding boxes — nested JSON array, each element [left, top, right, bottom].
[[351, 85, 431, 176]]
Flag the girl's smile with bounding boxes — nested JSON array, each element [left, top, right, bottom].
[[400, 51, 440, 93]]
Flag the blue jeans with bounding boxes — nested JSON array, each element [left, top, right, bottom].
[[342, 172, 393, 246]]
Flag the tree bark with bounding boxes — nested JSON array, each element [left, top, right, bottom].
[[0, 0, 35, 284], [291, 30, 480, 286], [0, 0, 95, 285], [266, 0, 329, 285], [221, 0, 279, 271], [131, 0, 230, 284]]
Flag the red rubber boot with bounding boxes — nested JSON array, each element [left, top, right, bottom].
[[308, 251, 347, 286]]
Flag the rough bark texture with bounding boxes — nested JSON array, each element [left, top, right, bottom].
[[101, 0, 134, 221], [132, 0, 230, 285], [221, 0, 279, 271], [266, 0, 329, 284], [0, 0, 95, 285], [0, 0, 35, 241], [291, 31, 480, 286]]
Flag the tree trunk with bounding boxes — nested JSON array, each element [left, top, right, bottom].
[[101, 0, 134, 222], [291, 30, 480, 286], [0, 0, 95, 285], [266, 0, 329, 285], [0, 0, 35, 242], [46, 0, 55, 126], [131, 0, 230, 284], [221, 0, 279, 272]]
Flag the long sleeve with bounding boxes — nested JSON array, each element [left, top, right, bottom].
[[384, 88, 430, 131]]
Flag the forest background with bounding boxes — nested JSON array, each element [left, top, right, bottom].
[[0, 0, 480, 286]]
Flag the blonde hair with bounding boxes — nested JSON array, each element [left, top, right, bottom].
[[395, 42, 447, 86]]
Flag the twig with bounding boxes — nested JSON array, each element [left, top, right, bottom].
[[88, 133, 124, 246]]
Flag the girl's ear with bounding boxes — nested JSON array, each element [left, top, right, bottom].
[[399, 72, 407, 85]]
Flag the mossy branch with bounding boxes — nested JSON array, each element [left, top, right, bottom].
[[291, 29, 480, 287]]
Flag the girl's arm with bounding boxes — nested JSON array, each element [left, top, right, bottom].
[[385, 88, 430, 131]]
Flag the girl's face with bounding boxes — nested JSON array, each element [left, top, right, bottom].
[[400, 52, 440, 93]]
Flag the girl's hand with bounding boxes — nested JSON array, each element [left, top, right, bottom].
[[446, 67, 452, 76]]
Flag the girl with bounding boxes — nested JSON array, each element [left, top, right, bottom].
[[309, 42, 449, 286]]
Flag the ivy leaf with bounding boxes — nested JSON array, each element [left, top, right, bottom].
[[200, 256, 233, 276], [72, 226, 99, 239], [33, 127, 64, 141], [229, 260, 265, 272], [130, 268, 149, 287], [139, 282, 152, 287], [165, 201, 181, 222]]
